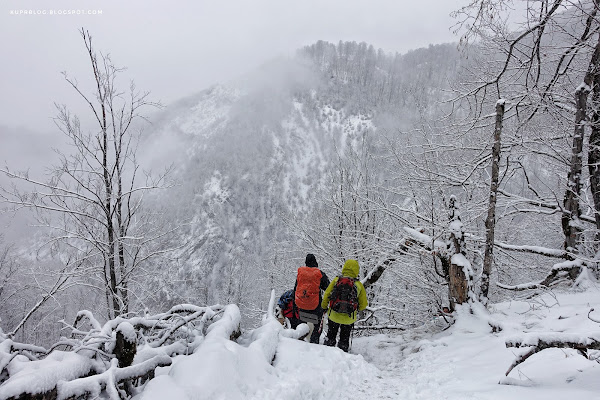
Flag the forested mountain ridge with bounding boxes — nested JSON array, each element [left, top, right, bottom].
[[3, 26, 600, 400], [139, 41, 465, 318], [1, 35, 584, 343], [5, 2, 600, 398]]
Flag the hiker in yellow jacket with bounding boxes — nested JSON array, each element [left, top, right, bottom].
[[321, 259, 368, 352]]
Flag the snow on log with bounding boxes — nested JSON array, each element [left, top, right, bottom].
[[504, 332, 600, 376], [403, 227, 447, 252], [496, 280, 544, 291], [493, 242, 568, 258], [497, 259, 583, 290], [0, 351, 97, 399], [247, 320, 282, 365], [252, 290, 312, 363], [0, 303, 232, 399], [280, 323, 310, 339], [506, 332, 600, 348], [55, 355, 172, 399], [206, 304, 241, 341], [470, 302, 505, 333], [466, 233, 569, 259]]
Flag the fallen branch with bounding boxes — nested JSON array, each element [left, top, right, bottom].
[[56, 355, 172, 400], [465, 232, 570, 259], [505, 332, 600, 376], [589, 308, 600, 324], [497, 260, 583, 291], [354, 325, 406, 331], [0, 303, 231, 399], [362, 240, 411, 289]]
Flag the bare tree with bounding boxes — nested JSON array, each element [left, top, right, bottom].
[[449, 0, 600, 300], [1, 29, 173, 320], [480, 100, 505, 305]]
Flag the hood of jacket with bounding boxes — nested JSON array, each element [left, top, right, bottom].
[[341, 259, 359, 278]]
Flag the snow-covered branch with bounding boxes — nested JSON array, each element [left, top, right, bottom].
[[0, 303, 229, 399], [497, 260, 583, 291], [505, 332, 600, 376]]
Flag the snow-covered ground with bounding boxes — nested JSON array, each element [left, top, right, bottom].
[[136, 288, 600, 400]]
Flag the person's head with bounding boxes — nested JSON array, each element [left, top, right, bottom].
[[305, 253, 318, 268], [341, 259, 360, 278]]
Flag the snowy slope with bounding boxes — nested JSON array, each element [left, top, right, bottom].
[[136, 288, 600, 399], [139, 55, 387, 309]]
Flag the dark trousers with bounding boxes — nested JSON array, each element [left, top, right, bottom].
[[324, 320, 352, 352], [288, 317, 302, 329]]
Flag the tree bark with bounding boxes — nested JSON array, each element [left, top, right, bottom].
[[447, 196, 471, 310], [564, 34, 600, 253], [448, 263, 469, 308], [480, 100, 504, 306], [588, 34, 600, 233], [563, 86, 588, 253]]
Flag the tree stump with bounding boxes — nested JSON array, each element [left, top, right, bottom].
[[114, 322, 136, 368], [449, 262, 469, 309]]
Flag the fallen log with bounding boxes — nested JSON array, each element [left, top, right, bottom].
[[505, 332, 600, 376]]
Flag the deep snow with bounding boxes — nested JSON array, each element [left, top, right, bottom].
[[135, 288, 600, 400]]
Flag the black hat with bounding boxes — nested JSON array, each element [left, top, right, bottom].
[[305, 253, 318, 268]]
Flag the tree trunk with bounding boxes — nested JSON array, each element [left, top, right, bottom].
[[447, 196, 472, 310], [563, 86, 588, 253], [588, 34, 600, 233], [448, 263, 469, 308], [565, 34, 600, 253], [116, 160, 128, 315], [480, 100, 504, 306]]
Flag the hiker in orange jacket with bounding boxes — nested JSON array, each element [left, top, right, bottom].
[[321, 259, 368, 352], [294, 254, 330, 343]]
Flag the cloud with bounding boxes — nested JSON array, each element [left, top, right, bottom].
[[0, 0, 465, 134]]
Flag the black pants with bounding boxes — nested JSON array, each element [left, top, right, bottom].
[[324, 320, 352, 352], [288, 317, 302, 329]]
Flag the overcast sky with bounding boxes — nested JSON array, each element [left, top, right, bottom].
[[0, 0, 469, 135]]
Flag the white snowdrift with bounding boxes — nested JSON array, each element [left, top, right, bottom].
[[137, 288, 600, 400]]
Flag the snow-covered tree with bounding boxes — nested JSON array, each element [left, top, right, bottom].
[[1, 29, 173, 322]]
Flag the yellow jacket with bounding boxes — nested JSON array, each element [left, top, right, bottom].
[[321, 259, 368, 324]]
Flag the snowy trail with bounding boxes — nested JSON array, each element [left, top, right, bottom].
[[354, 290, 600, 400], [259, 338, 384, 400], [137, 289, 600, 400]]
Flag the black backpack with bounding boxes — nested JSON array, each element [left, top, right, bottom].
[[329, 277, 359, 315]]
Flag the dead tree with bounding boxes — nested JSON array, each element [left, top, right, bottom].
[[0, 29, 172, 320], [480, 100, 504, 306], [447, 196, 473, 310], [402, 196, 474, 312]]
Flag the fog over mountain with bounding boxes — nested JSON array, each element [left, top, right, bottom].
[[134, 41, 467, 323], [5, 3, 600, 398]]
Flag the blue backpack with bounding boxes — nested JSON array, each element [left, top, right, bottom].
[[278, 289, 298, 318]]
